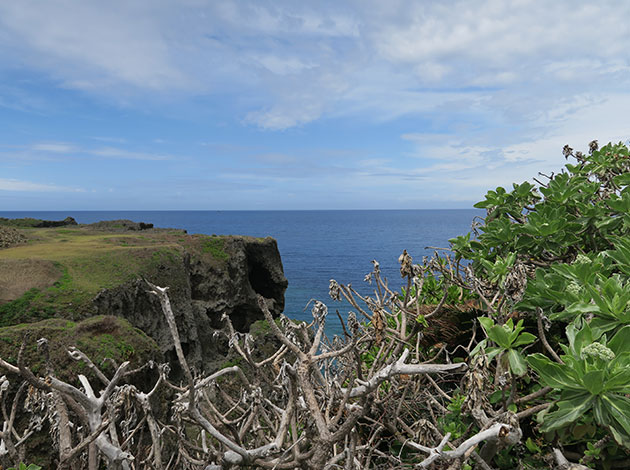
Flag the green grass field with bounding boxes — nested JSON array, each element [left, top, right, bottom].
[[0, 226, 232, 325]]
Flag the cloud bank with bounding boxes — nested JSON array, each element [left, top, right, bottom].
[[0, 0, 628, 208]]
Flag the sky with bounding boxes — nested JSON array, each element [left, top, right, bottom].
[[0, 0, 629, 210]]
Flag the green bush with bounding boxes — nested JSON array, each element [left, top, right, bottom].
[[447, 141, 630, 466]]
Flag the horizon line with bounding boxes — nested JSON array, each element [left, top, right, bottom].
[[0, 208, 483, 212]]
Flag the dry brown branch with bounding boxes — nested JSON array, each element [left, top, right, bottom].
[[0, 248, 517, 469]]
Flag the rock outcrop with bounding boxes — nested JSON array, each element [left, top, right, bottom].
[[0, 221, 288, 377], [0, 216, 77, 228], [92, 236, 287, 374], [87, 219, 154, 231]]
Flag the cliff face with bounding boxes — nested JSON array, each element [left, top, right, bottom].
[[92, 236, 288, 373], [0, 223, 288, 375]]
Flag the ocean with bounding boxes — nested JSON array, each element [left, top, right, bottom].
[[0, 210, 482, 335]]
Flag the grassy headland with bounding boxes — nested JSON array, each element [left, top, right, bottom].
[[0, 221, 232, 326]]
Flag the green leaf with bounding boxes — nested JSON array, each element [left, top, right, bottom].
[[470, 338, 487, 357], [608, 325, 630, 356], [614, 172, 630, 187], [488, 325, 512, 349], [593, 398, 610, 428], [525, 437, 542, 453], [478, 316, 494, 333], [486, 346, 503, 362], [590, 316, 620, 338], [416, 314, 428, 328], [572, 424, 596, 439], [567, 321, 593, 356], [511, 332, 536, 347], [601, 394, 630, 436], [582, 370, 605, 395], [507, 349, 528, 376], [608, 424, 630, 449], [605, 366, 630, 394], [564, 301, 599, 316], [540, 394, 594, 431], [527, 354, 582, 390], [507, 319, 523, 344]]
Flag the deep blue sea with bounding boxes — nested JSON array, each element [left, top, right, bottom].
[[0, 210, 482, 335]]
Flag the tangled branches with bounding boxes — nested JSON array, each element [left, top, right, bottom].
[[0, 249, 525, 469]]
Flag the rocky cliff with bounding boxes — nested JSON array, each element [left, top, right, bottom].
[[0, 221, 288, 374], [92, 235, 288, 373]]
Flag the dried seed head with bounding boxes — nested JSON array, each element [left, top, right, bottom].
[[502, 262, 528, 303], [399, 250, 413, 277], [347, 311, 359, 335], [329, 279, 341, 301], [311, 301, 328, 323], [562, 144, 573, 159]]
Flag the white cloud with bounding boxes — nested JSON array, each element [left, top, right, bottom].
[[501, 94, 630, 165], [3, 141, 176, 162], [250, 153, 298, 164], [90, 136, 127, 144], [0, 1, 187, 90], [369, 1, 628, 72], [1, 1, 630, 206], [90, 147, 173, 161], [0, 178, 83, 192], [31, 142, 76, 153], [1, 0, 628, 131], [254, 55, 315, 75]]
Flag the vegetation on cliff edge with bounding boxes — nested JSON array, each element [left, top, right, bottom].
[[0, 227, 240, 325], [1, 141, 630, 469]]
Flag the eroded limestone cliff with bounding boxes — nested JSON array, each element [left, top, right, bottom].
[[93, 235, 287, 373], [0, 221, 288, 375]]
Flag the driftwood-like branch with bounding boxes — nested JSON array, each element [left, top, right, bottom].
[[343, 348, 466, 398], [147, 280, 281, 467], [408, 423, 522, 468], [0, 247, 538, 469], [553, 448, 590, 470]]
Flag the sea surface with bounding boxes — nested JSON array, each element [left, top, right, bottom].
[[0, 210, 482, 335]]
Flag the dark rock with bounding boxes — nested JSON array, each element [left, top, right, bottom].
[[32, 216, 78, 227], [0, 216, 77, 228], [87, 219, 157, 231], [92, 236, 288, 376]]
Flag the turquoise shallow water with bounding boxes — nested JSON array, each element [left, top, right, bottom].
[[0, 210, 482, 334]]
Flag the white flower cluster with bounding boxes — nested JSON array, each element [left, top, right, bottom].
[[573, 254, 591, 264], [566, 281, 582, 296], [581, 342, 615, 362]]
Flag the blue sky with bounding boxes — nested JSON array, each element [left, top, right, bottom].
[[1, 0, 629, 210]]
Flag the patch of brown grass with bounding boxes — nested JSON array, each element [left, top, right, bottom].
[[0, 259, 62, 304]]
